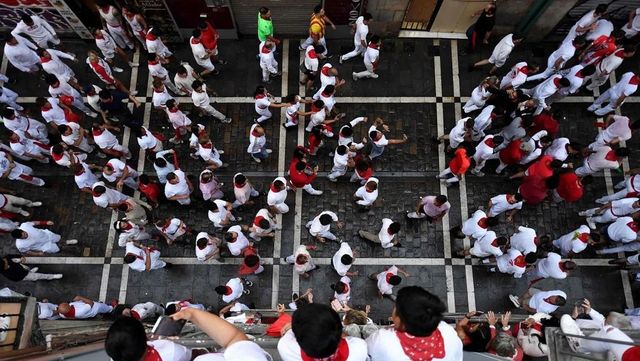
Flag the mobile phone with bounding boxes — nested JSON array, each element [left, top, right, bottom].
[[152, 316, 186, 336], [474, 311, 484, 316]]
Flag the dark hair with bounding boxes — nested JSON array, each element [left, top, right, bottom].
[[105, 317, 147, 361], [165, 303, 178, 315], [615, 147, 630, 157], [332, 281, 347, 294], [154, 157, 167, 168], [10, 229, 24, 238], [21, 14, 32, 23], [292, 304, 343, 358], [244, 254, 260, 267], [323, 85, 335, 94], [631, 120, 640, 130], [388, 275, 402, 285], [93, 185, 106, 195], [52, 143, 64, 154], [314, 4, 322, 13], [564, 261, 577, 270], [595, 4, 608, 14], [356, 159, 370, 171], [224, 232, 235, 242], [388, 222, 401, 234], [36, 48, 47, 57], [259, 6, 270, 15], [258, 218, 270, 229], [313, 99, 324, 108], [117, 203, 128, 212], [192, 29, 201, 38], [165, 99, 176, 109], [512, 32, 525, 41], [558, 78, 570, 87], [123, 254, 136, 264], [254, 85, 266, 97], [177, 65, 187, 75], [319, 214, 333, 225], [336, 145, 347, 155], [57, 124, 69, 134], [99, 89, 112, 99], [369, 130, 379, 139], [273, 179, 285, 189], [363, 13, 373, 21], [395, 286, 445, 336], [493, 135, 504, 146], [234, 173, 246, 184], [435, 195, 448, 204], [295, 161, 306, 172], [340, 254, 353, 265], [196, 237, 208, 249], [370, 35, 380, 44], [44, 74, 59, 85], [139, 174, 150, 184], [340, 125, 353, 137], [553, 296, 567, 306], [514, 193, 524, 202], [486, 217, 499, 227], [581, 64, 596, 77], [314, 45, 326, 54], [524, 252, 538, 264], [192, 80, 203, 90], [495, 237, 508, 246], [166, 173, 177, 182], [0, 108, 14, 119], [215, 285, 227, 295]]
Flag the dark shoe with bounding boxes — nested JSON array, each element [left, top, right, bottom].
[[394, 243, 403, 248], [211, 69, 221, 76], [164, 262, 173, 269]]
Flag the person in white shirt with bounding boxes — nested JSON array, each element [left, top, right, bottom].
[[353, 35, 380, 80], [353, 177, 379, 207], [488, 193, 524, 219], [91, 181, 129, 210], [12, 14, 59, 48], [113, 219, 151, 247], [463, 78, 497, 114], [91, 123, 131, 159], [282, 94, 312, 128], [340, 13, 372, 63], [523, 75, 571, 115], [510, 288, 566, 314], [1, 108, 49, 145], [367, 286, 463, 361], [57, 122, 92, 154], [165, 170, 193, 205], [8, 132, 50, 163], [406, 194, 451, 223], [469, 104, 496, 141], [493, 248, 536, 278], [0, 190, 42, 217], [0, 150, 45, 186], [58, 295, 113, 319], [4, 34, 40, 73], [603, 216, 639, 244], [152, 149, 176, 184], [199, 169, 223, 201], [105, 318, 192, 361], [249, 207, 277, 241], [300, 44, 323, 90], [224, 225, 251, 256], [332, 242, 356, 276], [46, 74, 96, 116], [528, 252, 575, 282], [145, 27, 173, 61], [314, 63, 346, 100], [509, 226, 539, 255], [460, 230, 507, 258], [96, 1, 134, 50], [164, 299, 205, 315], [585, 46, 635, 91], [102, 158, 138, 191], [37, 48, 80, 90], [527, 37, 585, 82], [11, 221, 78, 255], [328, 145, 353, 181], [155, 217, 190, 245], [208, 199, 236, 228], [306, 210, 342, 242], [555, 64, 595, 98], [135, 126, 163, 154], [471, 33, 525, 74], [471, 134, 504, 176], [215, 277, 251, 303], [579, 197, 640, 229], [232, 173, 259, 208], [369, 265, 410, 299], [332, 276, 352, 307], [165, 100, 192, 144], [148, 53, 179, 94], [439, 117, 473, 150], [37, 301, 60, 320], [191, 80, 231, 123], [553, 225, 592, 257], [597, 169, 640, 204], [119, 302, 164, 321], [253, 85, 287, 123], [258, 40, 279, 83], [124, 242, 168, 272], [93, 28, 131, 70], [0, 74, 23, 111], [623, 7, 640, 38], [358, 218, 401, 248], [278, 303, 369, 361], [338, 116, 367, 148], [368, 120, 408, 159], [174, 63, 201, 95], [190, 29, 218, 76], [195, 232, 221, 262], [285, 244, 318, 278], [267, 177, 290, 213], [588, 72, 639, 116], [37, 97, 69, 128], [575, 145, 628, 177], [589, 114, 639, 150], [457, 209, 498, 240], [500, 62, 538, 90], [247, 123, 272, 163]]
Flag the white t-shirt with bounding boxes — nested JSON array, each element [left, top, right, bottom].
[[602, 115, 632, 143], [366, 322, 464, 361], [208, 199, 230, 228], [461, 210, 489, 239], [267, 177, 288, 205], [309, 211, 338, 236], [535, 252, 567, 279], [607, 216, 638, 243], [611, 72, 638, 98], [195, 232, 218, 261], [364, 46, 379, 68], [353, 16, 368, 46], [278, 330, 368, 361], [194, 340, 270, 361], [304, 46, 319, 72], [334, 275, 351, 304], [510, 226, 537, 255], [489, 194, 522, 216], [555, 226, 590, 256], [164, 170, 190, 199], [192, 85, 211, 108], [420, 196, 450, 218], [222, 277, 244, 303], [378, 218, 396, 248], [377, 265, 398, 295], [471, 231, 503, 258], [611, 198, 640, 217], [92, 181, 128, 208], [332, 242, 353, 276], [226, 225, 249, 256], [529, 290, 566, 314], [369, 125, 389, 147], [147, 340, 192, 361], [496, 249, 527, 278]]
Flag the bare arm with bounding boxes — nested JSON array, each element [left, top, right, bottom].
[[171, 308, 248, 348]]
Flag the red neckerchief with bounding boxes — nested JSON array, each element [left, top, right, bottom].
[[40, 57, 51, 63], [9, 138, 19, 144], [628, 222, 640, 233], [395, 329, 445, 361], [251, 129, 262, 137], [308, 49, 317, 59], [513, 255, 526, 268], [311, 104, 321, 112], [89, 60, 112, 82], [578, 232, 589, 243], [301, 338, 349, 361], [52, 151, 64, 161], [534, 237, 540, 246], [614, 49, 625, 57], [190, 37, 199, 45], [553, 78, 561, 87], [366, 187, 375, 193], [484, 138, 495, 148], [154, 88, 164, 94], [321, 66, 331, 76], [144, 345, 162, 361], [270, 184, 280, 192], [630, 75, 640, 85], [342, 284, 349, 294], [478, 217, 488, 229], [131, 310, 141, 320], [321, 91, 331, 98], [261, 45, 271, 54], [368, 43, 379, 49], [146, 32, 157, 41], [121, 222, 132, 231], [201, 142, 212, 149], [234, 182, 245, 188], [255, 93, 266, 100], [168, 108, 178, 113], [148, 59, 159, 66], [224, 286, 233, 295], [253, 215, 265, 227], [518, 66, 529, 75], [621, 345, 640, 361], [605, 150, 618, 161], [92, 128, 104, 136], [385, 272, 394, 283], [559, 262, 566, 272], [95, 32, 104, 39], [61, 306, 76, 318], [575, 70, 585, 78], [491, 239, 499, 247]]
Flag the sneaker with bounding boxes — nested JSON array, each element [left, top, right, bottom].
[[217, 59, 229, 65], [86, 111, 98, 118], [52, 274, 63, 279], [586, 104, 598, 112], [328, 176, 337, 182], [30, 201, 42, 207], [18, 210, 30, 217], [313, 190, 324, 195], [189, 153, 199, 160], [245, 280, 254, 287], [211, 69, 221, 76], [339, 56, 343, 64], [560, 315, 584, 352], [266, 149, 273, 154], [251, 155, 261, 163], [352, 72, 358, 81], [578, 211, 588, 217], [472, 170, 485, 177], [65, 239, 78, 245], [243, 289, 251, 295], [169, 137, 182, 144], [113, 67, 124, 73], [489, 267, 497, 273], [218, 150, 225, 155], [130, 90, 138, 96], [31, 267, 39, 273], [222, 117, 232, 123], [586, 217, 596, 230], [128, 62, 139, 67], [508, 294, 520, 308], [263, 79, 272, 84], [394, 243, 403, 248]]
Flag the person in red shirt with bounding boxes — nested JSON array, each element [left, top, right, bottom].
[[553, 172, 592, 203], [511, 155, 566, 180], [350, 156, 373, 184], [518, 174, 558, 205], [239, 246, 264, 276], [289, 159, 323, 195], [306, 125, 327, 155], [437, 148, 472, 186], [197, 20, 227, 65], [530, 110, 562, 138], [497, 140, 531, 174], [138, 174, 160, 208]]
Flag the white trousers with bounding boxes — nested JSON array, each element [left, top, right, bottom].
[[107, 24, 134, 50], [341, 43, 365, 62]]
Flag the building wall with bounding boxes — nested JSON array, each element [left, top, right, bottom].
[[365, 0, 411, 36]]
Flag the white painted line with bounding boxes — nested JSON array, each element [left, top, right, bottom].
[[24, 257, 106, 264], [398, 30, 468, 39], [119, 265, 129, 303], [292, 47, 306, 295], [312, 258, 446, 266]]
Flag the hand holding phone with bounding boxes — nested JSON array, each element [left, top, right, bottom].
[[152, 316, 186, 337]]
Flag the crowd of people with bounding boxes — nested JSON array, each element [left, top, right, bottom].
[[1, 1, 640, 360]]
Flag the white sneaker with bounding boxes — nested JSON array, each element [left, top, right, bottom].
[[352, 72, 358, 81], [313, 190, 324, 195], [508, 294, 520, 308], [96, 152, 107, 158], [130, 90, 138, 96], [266, 149, 273, 154], [223, 117, 232, 123], [472, 170, 485, 177], [52, 274, 63, 279], [586, 217, 596, 230], [587, 104, 598, 112], [218, 150, 225, 154], [30, 267, 39, 273], [578, 211, 588, 216], [560, 315, 584, 352], [86, 111, 98, 118], [19, 210, 30, 217], [251, 155, 261, 163], [339, 56, 344, 64], [595, 197, 607, 204], [65, 239, 78, 245], [113, 67, 124, 73], [328, 176, 337, 182]]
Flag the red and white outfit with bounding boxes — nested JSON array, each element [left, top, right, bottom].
[[226, 225, 250, 256], [190, 36, 215, 71], [267, 177, 289, 213], [588, 72, 639, 116], [575, 145, 621, 177], [149, 59, 179, 94], [353, 41, 380, 80], [124, 12, 147, 50], [463, 84, 492, 113], [528, 252, 567, 280], [221, 277, 244, 303], [488, 34, 516, 68], [192, 84, 228, 122], [167, 106, 192, 140], [586, 49, 625, 90], [116, 220, 150, 247], [258, 41, 278, 82], [376, 265, 399, 295], [254, 92, 272, 123], [496, 248, 527, 278], [233, 174, 259, 208], [195, 232, 220, 261], [91, 181, 128, 208], [137, 126, 163, 153], [156, 218, 188, 242], [94, 29, 118, 60], [2, 114, 49, 144], [200, 170, 223, 201], [308, 211, 339, 242], [125, 242, 166, 271], [461, 209, 490, 240], [606, 216, 639, 243], [598, 174, 640, 203], [334, 275, 352, 304], [500, 62, 530, 89], [589, 115, 633, 150], [366, 322, 463, 361], [582, 197, 640, 225], [528, 40, 577, 81], [313, 63, 337, 99], [98, 5, 133, 49], [73, 162, 98, 190], [130, 302, 163, 321], [470, 231, 503, 258], [208, 199, 235, 228], [4, 34, 40, 73], [278, 330, 368, 361], [146, 28, 172, 58], [61, 122, 93, 153], [87, 55, 117, 86], [11, 15, 59, 49], [0, 151, 44, 186], [524, 74, 562, 115], [48, 79, 93, 115], [15, 221, 62, 254], [528, 289, 566, 314], [332, 242, 354, 276], [59, 300, 113, 319], [164, 169, 192, 205], [41, 97, 68, 126], [553, 225, 590, 257], [41, 49, 75, 83], [9, 133, 50, 163], [249, 208, 276, 241], [103, 158, 139, 190], [284, 98, 302, 128], [354, 177, 379, 206], [144, 340, 191, 361], [92, 127, 131, 159], [471, 105, 495, 141], [509, 226, 538, 255], [285, 245, 316, 275]]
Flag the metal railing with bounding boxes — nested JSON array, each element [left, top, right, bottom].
[[546, 326, 640, 361]]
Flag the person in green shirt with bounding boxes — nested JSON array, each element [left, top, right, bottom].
[[258, 7, 278, 43]]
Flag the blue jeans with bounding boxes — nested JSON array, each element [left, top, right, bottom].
[[252, 148, 269, 159], [369, 144, 385, 159]]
